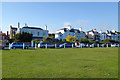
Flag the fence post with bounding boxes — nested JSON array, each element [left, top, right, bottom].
[[107, 44, 108, 47], [9, 43, 11, 50], [72, 43, 74, 48], [23, 43, 24, 49], [55, 44, 57, 48], [39, 43, 41, 48], [64, 43, 65, 48], [81, 44, 82, 48], [31, 40, 33, 47], [98, 44, 99, 48], [35, 43, 37, 49], [46, 43, 47, 49]]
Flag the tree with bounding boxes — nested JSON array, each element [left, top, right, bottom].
[[100, 38, 115, 43], [49, 33, 55, 39], [79, 38, 89, 43], [66, 35, 77, 43], [62, 39, 66, 42], [15, 32, 33, 42], [89, 39, 96, 43], [33, 39, 41, 43]]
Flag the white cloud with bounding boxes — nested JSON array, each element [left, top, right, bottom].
[[64, 22, 71, 27]]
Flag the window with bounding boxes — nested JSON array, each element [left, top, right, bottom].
[[38, 32, 39, 36]]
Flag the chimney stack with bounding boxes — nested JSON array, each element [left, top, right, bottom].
[[94, 29, 96, 32], [66, 25, 71, 30], [7, 31, 9, 36], [24, 23, 28, 27], [18, 22, 20, 28], [45, 25, 47, 30], [79, 27, 82, 31], [99, 30, 102, 33]]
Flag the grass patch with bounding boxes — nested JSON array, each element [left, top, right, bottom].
[[2, 47, 118, 78]]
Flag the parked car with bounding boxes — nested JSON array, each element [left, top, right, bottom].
[[79, 43, 85, 48], [85, 44, 89, 48], [114, 43, 119, 47], [100, 43, 106, 47], [0, 44, 5, 49], [111, 43, 119, 47], [100, 43, 111, 47], [38, 43, 55, 48], [90, 43, 98, 48], [59, 43, 73, 48], [75, 42, 80, 48], [10, 42, 29, 49]]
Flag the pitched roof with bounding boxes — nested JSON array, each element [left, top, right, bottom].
[[57, 28, 84, 33], [11, 27, 17, 30], [22, 27, 43, 30]]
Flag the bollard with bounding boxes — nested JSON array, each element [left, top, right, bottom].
[[31, 40, 33, 47], [46, 44, 47, 49], [98, 44, 99, 48], [107, 44, 108, 48], [72, 43, 73, 48], [40, 43, 41, 48], [79, 43, 80, 48], [9, 43, 11, 50], [35, 43, 37, 49], [23, 43, 24, 49], [64, 43, 65, 48], [81, 44, 82, 48], [55, 44, 57, 48]]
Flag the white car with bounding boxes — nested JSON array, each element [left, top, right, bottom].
[[38, 43, 55, 48], [111, 44, 116, 47]]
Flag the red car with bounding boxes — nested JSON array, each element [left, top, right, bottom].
[[0, 45, 4, 49]]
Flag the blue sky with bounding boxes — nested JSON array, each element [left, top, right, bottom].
[[2, 2, 118, 33]]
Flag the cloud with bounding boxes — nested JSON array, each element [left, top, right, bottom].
[[64, 22, 71, 27]]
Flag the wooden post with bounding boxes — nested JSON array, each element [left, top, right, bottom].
[[35, 43, 37, 49], [107, 44, 108, 47], [46, 44, 47, 49], [72, 43, 74, 48], [9, 43, 11, 49], [31, 40, 33, 47], [98, 44, 99, 48], [55, 44, 57, 48], [23, 43, 24, 49], [64, 43, 65, 48]]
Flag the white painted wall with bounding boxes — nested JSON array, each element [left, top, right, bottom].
[[20, 28, 48, 38]]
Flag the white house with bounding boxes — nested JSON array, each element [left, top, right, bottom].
[[99, 30, 120, 42], [55, 25, 85, 40], [10, 22, 49, 39], [99, 30, 107, 41], [85, 29, 100, 41]]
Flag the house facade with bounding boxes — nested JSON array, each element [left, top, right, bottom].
[[55, 25, 85, 40], [10, 22, 49, 39], [99, 30, 120, 41], [85, 29, 100, 41]]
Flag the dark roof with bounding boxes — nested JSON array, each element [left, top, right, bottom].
[[22, 27, 43, 30], [87, 30, 98, 34], [58, 28, 68, 32], [101, 32, 106, 34], [69, 29, 80, 33], [11, 27, 17, 30], [58, 28, 85, 33]]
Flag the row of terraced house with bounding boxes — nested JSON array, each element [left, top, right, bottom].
[[1, 22, 120, 42]]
